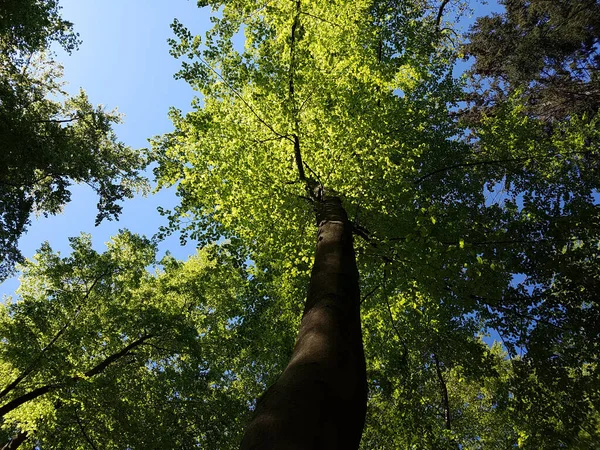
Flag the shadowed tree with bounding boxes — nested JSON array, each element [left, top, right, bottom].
[[0, 0, 148, 280], [463, 0, 600, 123]]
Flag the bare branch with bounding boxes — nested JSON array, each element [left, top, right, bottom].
[[30, 116, 79, 124], [435, 0, 451, 32], [299, 11, 341, 28], [360, 285, 380, 305]]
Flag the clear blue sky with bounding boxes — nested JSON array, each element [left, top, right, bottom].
[[0, 0, 503, 298]]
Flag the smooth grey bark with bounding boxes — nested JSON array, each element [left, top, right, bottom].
[[241, 195, 367, 450]]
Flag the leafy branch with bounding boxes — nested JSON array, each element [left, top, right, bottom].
[[0, 334, 153, 419], [194, 55, 291, 143], [0, 272, 107, 401]]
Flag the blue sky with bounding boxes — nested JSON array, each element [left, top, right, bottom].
[[0, 0, 503, 298], [1, 0, 212, 297]]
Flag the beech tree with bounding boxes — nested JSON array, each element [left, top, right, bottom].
[[0, 232, 255, 449], [154, 0, 494, 447], [155, 0, 600, 448]]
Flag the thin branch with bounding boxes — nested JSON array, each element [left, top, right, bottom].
[[481, 300, 568, 331], [439, 27, 458, 47], [196, 56, 291, 142], [75, 409, 99, 450], [303, 161, 323, 186], [360, 285, 380, 305], [0, 173, 52, 188], [384, 295, 408, 359], [0, 273, 106, 400], [435, 0, 451, 31], [299, 11, 341, 28], [417, 146, 600, 184], [415, 157, 528, 184], [30, 116, 79, 124], [0, 334, 153, 419]]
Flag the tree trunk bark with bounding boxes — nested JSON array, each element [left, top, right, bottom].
[[241, 195, 367, 450]]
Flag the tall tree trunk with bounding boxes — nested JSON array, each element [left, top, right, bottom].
[[241, 195, 367, 450]]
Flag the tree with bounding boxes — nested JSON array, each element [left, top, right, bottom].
[[0, 0, 148, 280], [0, 232, 259, 449], [462, 0, 600, 122], [154, 0, 600, 447], [153, 0, 498, 447], [453, 1, 600, 446]]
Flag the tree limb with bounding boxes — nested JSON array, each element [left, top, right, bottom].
[[0, 273, 106, 401], [415, 157, 528, 184], [1, 431, 28, 450], [435, 0, 451, 31], [0, 334, 153, 418], [433, 353, 451, 430]]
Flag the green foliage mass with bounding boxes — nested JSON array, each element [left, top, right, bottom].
[[0, 232, 274, 449], [153, 0, 482, 314], [0, 0, 148, 280], [459, 2, 600, 446], [2, 0, 599, 448]]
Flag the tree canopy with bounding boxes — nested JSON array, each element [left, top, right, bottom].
[[1, 0, 599, 448], [0, 0, 148, 280], [0, 232, 262, 449]]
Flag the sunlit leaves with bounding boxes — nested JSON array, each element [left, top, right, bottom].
[[0, 231, 264, 449]]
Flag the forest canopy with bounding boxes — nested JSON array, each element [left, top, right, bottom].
[[1, 0, 599, 448]]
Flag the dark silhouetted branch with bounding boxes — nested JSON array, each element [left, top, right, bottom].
[[1, 431, 28, 450], [0, 334, 153, 419]]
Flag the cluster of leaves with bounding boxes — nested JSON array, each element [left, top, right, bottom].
[[0, 0, 148, 280], [0, 232, 284, 449], [2, 0, 599, 448]]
